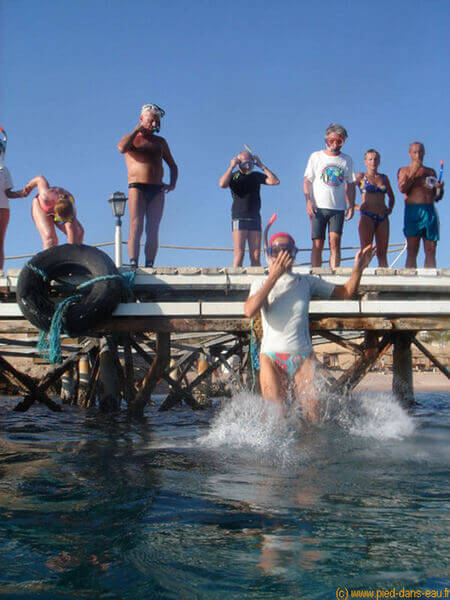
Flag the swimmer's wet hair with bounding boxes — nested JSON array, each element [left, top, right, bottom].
[[325, 123, 348, 140], [141, 104, 166, 118], [365, 148, 380, 159]]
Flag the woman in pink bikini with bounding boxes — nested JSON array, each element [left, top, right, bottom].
[[22, 175, 84, 249]]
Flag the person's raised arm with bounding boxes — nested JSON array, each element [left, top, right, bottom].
[[397, 164, 421, 194], [244, 251, 293, 318], [219, 157, 240, 188], [161, 139, 178, 192], [332, 244, 375, 299], [117, 124, 142, 154], [5, 187, 27, 199], [254, 156, 279, 185]]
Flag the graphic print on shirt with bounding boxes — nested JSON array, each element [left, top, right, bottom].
[[321, 164, 345, 187]]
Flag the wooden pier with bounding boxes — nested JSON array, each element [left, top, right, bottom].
[[0, 265, 449, 415]]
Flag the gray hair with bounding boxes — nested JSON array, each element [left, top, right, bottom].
[[325, 123, 348, 140], [141, 104, 165, 118]]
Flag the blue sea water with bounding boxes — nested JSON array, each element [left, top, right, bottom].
[[0, 390, 448, 599]]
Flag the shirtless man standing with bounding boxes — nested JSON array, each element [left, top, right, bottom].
[[118, 104, 178, 267], [398, 142, 444, 268]]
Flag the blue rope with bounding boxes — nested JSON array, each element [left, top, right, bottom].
[[28, 265, 136, 364], [250, 318, 260, 392], [37, 295, 82, 363], [26, 263, 49, 282]]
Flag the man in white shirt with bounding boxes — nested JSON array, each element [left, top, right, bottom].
[[244, 232, 374, 421], [303, 124, 356, 268]]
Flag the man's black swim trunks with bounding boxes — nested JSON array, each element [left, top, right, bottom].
[[128, 183, 164, 203]]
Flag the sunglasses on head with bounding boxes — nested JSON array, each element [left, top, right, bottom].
[[269, 243, 299, 258]]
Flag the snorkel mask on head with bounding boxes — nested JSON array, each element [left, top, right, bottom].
[[0, 126, 7, 166], [269, 232, 298, 259], [141, 103, 165, 133]]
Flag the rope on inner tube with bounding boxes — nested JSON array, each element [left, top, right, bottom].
[[30, 267, 136, 364], [26, 263, 50, 282]]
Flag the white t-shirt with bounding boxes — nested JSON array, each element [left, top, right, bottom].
[[304, 150, 355, 210], [249, 272, 335, 355], [0, 166, 13, 210]]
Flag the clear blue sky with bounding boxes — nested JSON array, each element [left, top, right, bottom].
[[2, 0, 449, 269]]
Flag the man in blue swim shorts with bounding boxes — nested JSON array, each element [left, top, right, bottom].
[[398, 142, 444, 268], [244, 232, 375, 421]]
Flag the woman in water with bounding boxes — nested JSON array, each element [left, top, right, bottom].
[[22, 175, 84, 249], [355, 149, 395, 267]]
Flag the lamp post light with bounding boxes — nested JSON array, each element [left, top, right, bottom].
[[109, 191, 127, 267]]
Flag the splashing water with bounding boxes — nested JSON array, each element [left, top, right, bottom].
[[199, 387, 415, 462], [198, 392, 299, 464], [341, 391, 416, 440]]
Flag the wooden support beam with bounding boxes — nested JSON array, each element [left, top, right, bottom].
[[1, 314, 450, 336], [185, 341, 243, 394], [329, 334, 391, 394], [311, 316, 450, 332], [392, 333, 415, 408], [97, 337, 122, 412], [411, 337, 450, 379], [81, 348, 101, 408], [131, 332, 171, 417], [106, 337, 128, 400], [159, 373, 200, 411], [130, 338, 199, 397], [315, 331, 364, 355], [38, 341, 95, 393], [122, 336, 136, 405], [0, 354, 36, 392]]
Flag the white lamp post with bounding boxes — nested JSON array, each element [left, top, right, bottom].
[[109, 191, 127, 267]]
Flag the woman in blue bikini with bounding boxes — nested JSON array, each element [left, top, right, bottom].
[[355, 149, 395, 267]]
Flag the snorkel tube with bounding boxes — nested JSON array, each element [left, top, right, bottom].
[[263, 213, 278, 263], [0, 126, 7, 166], [244, 144, 255, 159], [438, 160, 444, 183]]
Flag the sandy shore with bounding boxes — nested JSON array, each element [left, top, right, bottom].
[[356, 371, 449, 392]]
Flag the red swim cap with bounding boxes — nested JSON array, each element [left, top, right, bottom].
[[269, 232, 296, 247]]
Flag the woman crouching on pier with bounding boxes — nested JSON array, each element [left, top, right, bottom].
[[22, 175, 84, 249], [355, 149, 395, 267]]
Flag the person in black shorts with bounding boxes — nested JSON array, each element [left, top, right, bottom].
[[219, 150, 279, 266]]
